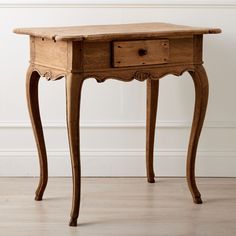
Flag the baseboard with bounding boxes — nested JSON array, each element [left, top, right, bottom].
[[0, 149, 236, 177]]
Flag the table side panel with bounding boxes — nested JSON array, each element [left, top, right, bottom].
[[169, 37, 194, 64], [31, 37, 69, 71]]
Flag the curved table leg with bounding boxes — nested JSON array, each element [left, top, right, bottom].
[[65, 73, 84, 226], [146, 79, 159, 183], [26, 67, 48, 201], [187, 65, 209, 204]]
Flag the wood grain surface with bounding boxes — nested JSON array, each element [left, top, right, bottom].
[[14, 22, 221, 41]]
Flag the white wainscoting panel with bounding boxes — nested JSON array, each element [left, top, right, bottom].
[[0, 2, 235, 176]]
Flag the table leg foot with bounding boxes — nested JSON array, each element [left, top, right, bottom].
[[193, 196, 203, 204], [35, 195, 43, 201], [187, 65, 208, 203], [69, 218, 77, 227], [26, 67, 48, 201], [146, 79, 159, 184], [148, 178, 155, 183]]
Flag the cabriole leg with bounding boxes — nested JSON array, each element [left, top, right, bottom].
[[146, 79, 159, 183], [26, 67, 48, 201], [65, 73, 84, 226], [187, 65, 209, 204]]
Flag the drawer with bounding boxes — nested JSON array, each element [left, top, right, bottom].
[[112, 39, 169, 67]]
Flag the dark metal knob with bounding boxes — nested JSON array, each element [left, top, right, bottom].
[[138, 48, 147, 56]]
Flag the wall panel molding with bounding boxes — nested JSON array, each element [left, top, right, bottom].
[[0, 121, 236, 129], [0, 0, 236, 8], [0, 148, 236, 177]]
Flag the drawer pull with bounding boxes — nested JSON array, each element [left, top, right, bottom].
[[138, 48, 148, 56]]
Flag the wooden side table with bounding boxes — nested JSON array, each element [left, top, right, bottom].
[[14, 23, 221, 226]]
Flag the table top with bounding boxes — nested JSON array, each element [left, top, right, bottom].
[[14, 22, 221, 42]]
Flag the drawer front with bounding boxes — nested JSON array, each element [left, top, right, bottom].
[[113, 39, 169, 67]]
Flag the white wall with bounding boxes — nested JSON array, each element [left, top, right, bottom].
[[0, 0, 235, 177]]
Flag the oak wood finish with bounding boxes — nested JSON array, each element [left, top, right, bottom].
[[14, 22, 221, 41], [14, 22, 221, 226]]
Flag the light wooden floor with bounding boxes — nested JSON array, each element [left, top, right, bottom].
[[0, 178, 236, 236]]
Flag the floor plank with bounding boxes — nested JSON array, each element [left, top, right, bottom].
[[0, 178, 236, 236]]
